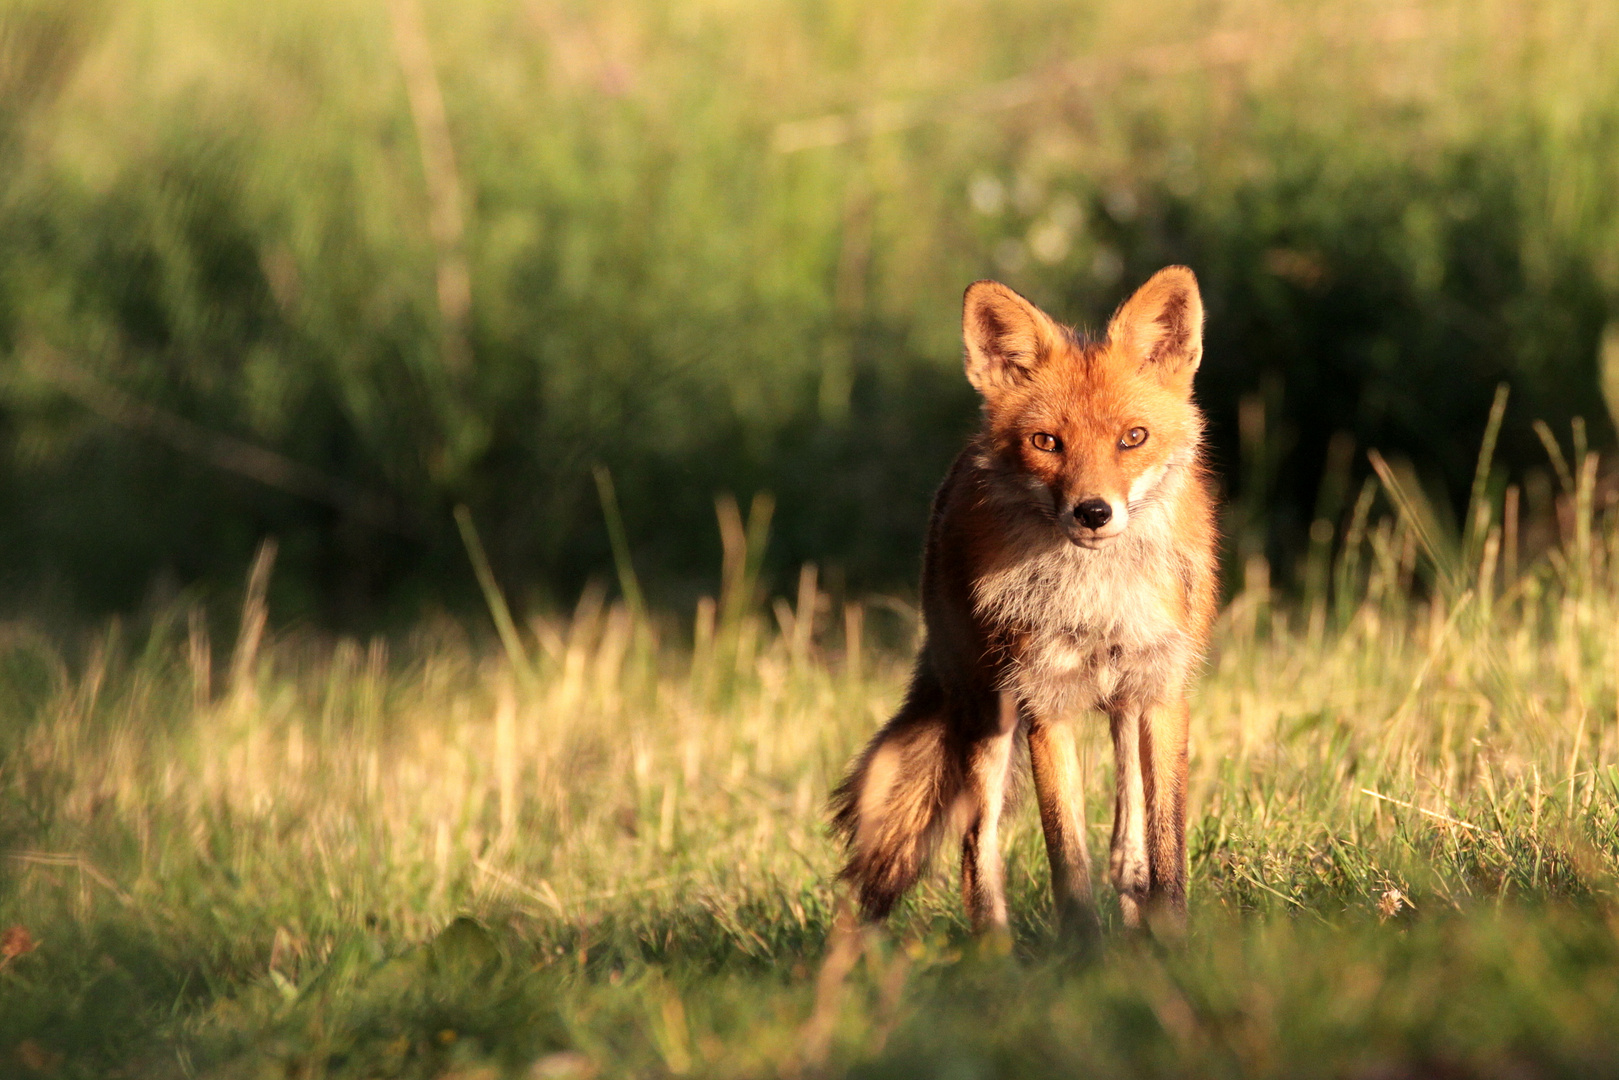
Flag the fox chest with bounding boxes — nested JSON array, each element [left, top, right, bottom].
[[975, 548, 1192, 717]]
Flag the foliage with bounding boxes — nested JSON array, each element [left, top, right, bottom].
[[0, 0, 1617, 617]]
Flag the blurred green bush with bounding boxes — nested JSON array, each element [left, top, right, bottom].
[[0, 0, 1615, 622]]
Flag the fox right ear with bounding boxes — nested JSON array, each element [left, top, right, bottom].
[[962, 281, 1063, 400]]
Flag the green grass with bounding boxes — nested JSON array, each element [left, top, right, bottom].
[[6, 448, 1619, 1079]]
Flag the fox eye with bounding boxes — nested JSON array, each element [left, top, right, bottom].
[[1030, 432, 1061, 453], [1120, 427, 1148, 449]]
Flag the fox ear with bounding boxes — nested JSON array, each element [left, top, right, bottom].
[[962, 280, 1064, 399], [1106, 265, 1204, 379]]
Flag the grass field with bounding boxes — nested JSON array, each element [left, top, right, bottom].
[[5, 425, 1619, 1079], [6, 0, 1619, 1075]]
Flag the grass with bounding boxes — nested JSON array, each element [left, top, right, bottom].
[[5, 427, 1619, 1079]]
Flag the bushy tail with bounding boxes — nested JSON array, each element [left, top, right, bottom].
[[829, 709, 963, 920]]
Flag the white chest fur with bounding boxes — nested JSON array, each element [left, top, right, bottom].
[[971, 502, 1194, 718]]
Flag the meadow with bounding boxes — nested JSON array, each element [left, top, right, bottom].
[[6, 0, 1619, 1076], [6, 418, 1619, 1077]]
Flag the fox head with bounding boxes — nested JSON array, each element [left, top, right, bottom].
[[963, 266, 1205, 549]]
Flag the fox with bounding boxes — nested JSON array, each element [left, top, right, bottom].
[[830, 266, 1219, 940]]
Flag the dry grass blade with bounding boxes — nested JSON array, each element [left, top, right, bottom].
[[1533, 420, 1575, 495], [31, 351, 403, 531], [7, 851, 133, 905], [228, 540, 277, 706], [794, 900, 868, 1075], [1358, 788, 1480, 831], [454, 504, 534, 689], [1464, 384, 1510, 560], [386, 0, 471, 375], [592, 465, 648, 623], [1367, 449, 1459, 594]]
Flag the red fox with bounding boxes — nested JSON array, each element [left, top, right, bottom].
[[831, 266, 1218, 939]]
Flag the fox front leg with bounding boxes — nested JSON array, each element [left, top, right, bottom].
[[1140, 697, 1190, 930], [1110, 698, 1189, 933], [1027, 711, 1102, 945]]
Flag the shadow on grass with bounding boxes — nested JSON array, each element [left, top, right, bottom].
[[10, 893, 1619, 1078]]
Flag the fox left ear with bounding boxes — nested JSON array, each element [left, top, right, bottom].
[[1106, 265, 1204, 379]]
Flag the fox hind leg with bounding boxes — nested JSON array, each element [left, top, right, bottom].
[[1108, 707, 1149, 928], [959, 692, 1020, 934]]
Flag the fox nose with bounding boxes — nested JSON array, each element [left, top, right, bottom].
[[1074, 498, 1113, 530]]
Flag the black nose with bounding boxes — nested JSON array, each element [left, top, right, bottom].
[[1074, 498, 1113, 530]]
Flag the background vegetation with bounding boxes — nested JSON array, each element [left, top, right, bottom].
[[1, 0, 1617, 622]]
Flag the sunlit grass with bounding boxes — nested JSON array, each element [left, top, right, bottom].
[[5, 435, 1619, 1076]]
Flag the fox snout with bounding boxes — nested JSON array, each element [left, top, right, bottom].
[[1059, 494, 1128, 547]]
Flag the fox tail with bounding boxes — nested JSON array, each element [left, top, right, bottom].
[[829, 704, 963, 920]]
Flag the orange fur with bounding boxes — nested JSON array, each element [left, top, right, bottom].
[[831, 267, 1219, 938]]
